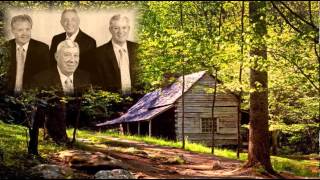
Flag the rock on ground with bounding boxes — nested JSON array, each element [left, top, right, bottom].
[[29, 164, 74, 179], [95, 169, 136, 179], [57, 150, 124, 174]]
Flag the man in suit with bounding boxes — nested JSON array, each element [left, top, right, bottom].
[[93, 14, 139, 95], [28, 40, 91, 155], [34, 40, 91, 95], [49, 9, 96, 74], [2, 14, 49, 95]]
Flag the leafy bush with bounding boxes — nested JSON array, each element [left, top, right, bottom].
[[270, 123, 319, 154], [80, 89, 129, 124]]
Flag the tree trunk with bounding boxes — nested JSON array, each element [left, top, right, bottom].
[[245, 1, 274, 173], [237, 0, 245, 159], [180, 1, 185, 149]]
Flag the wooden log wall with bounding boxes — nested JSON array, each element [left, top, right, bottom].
[[175, 73, 239, 146]]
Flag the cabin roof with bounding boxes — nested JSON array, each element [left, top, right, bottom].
[[96, 71, 209, 126]]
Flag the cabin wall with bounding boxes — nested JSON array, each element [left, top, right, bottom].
[[175, 74, 239, 146]]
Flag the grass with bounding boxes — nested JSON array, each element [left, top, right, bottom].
[[0, 121, 65, 168], [0, 122, 318, 177]]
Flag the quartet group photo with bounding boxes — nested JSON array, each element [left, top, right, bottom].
[[1, 8, 141, 155]]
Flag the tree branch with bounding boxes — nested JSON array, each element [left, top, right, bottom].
[[269, 50, 319, 91], [217, 3, 222, 50], [314, 42, 320, 64], [271, 1, 319, 44], [271, 1, 303, 34], [280, 1, 317, 30], [308, 1, 314, 25]]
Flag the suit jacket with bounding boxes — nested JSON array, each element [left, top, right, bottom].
[[30, 67, 91, 97], [49, 29, 96, 73], [29, 67, 91, 145], [2, 39, 49, 94], [93, 40, 139, 94]]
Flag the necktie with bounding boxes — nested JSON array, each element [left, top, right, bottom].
[[118, 48, 131, 94], [64, 77, 74, 95], [15, 47, 25, 93]]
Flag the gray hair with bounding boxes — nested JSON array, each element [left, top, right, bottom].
[[61, 9, 79, 20], [56, 40, 79, 55], [11, 14, 33, 28], [109, 14, 129, 26]]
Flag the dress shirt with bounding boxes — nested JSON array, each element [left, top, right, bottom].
[[14, 42, 29, 93], [57, 66, 74, 94], [112, 40, 131, 94], [66, 29, 79, 41]]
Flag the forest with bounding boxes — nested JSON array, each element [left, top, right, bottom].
[[0, 1, 319, 179]]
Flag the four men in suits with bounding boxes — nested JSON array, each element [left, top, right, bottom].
[[3, 11, 140, 155], [3, 14, 49, 95]]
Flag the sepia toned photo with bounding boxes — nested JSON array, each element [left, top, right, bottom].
[[3, 8, 139, 95]]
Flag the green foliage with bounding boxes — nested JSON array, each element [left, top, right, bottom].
[[81, 89, 124, 121], [271, 156, 317, 177], [270, 123, 319, 154], [0, 89, 38, 125]]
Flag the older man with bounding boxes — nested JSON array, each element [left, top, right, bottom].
[[32, 40, 91, 95], [2, 14, 49, 94], [28, 40, 91, 155], [93, 14, 139, 95], [49, 9, 96, 74]]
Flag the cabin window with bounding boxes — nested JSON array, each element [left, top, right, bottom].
[[201, 117, 218, 133]]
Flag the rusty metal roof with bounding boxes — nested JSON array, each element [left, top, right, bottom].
[[96, 71, 207, 126]]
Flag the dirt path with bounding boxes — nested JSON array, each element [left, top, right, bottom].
[[71, 136, 302, 179], [44, 135, 309, 179]]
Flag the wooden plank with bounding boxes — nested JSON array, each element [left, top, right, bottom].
[[149, 120, 152, 137], [177, 97, 238, 103], [176, 134, 237, 141], [175, 127, 201, 133], [176, 134, 237, 142], [127, 123, 130, 135], [176, 106, 238, 111], [175, 117, 238, 122], [178, 93, 238, 99], [175, 131, 237, 139], [175, 113, 237, 117], [181, 91, 237, 98], [180, 95, 238, 100], [176, 102, 238, 107], [175, 122, 237, 129], [218, 128, 238, 134], [219, 122, 237, 128], [175, 108, 236, 112], [175, 111, 238, 115], [176, 99, 238, 103], [174, 113, 237, 119], [188, 139, 238, 146]]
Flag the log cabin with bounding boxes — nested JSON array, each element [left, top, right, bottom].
[[97, 71, 240, 146]]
